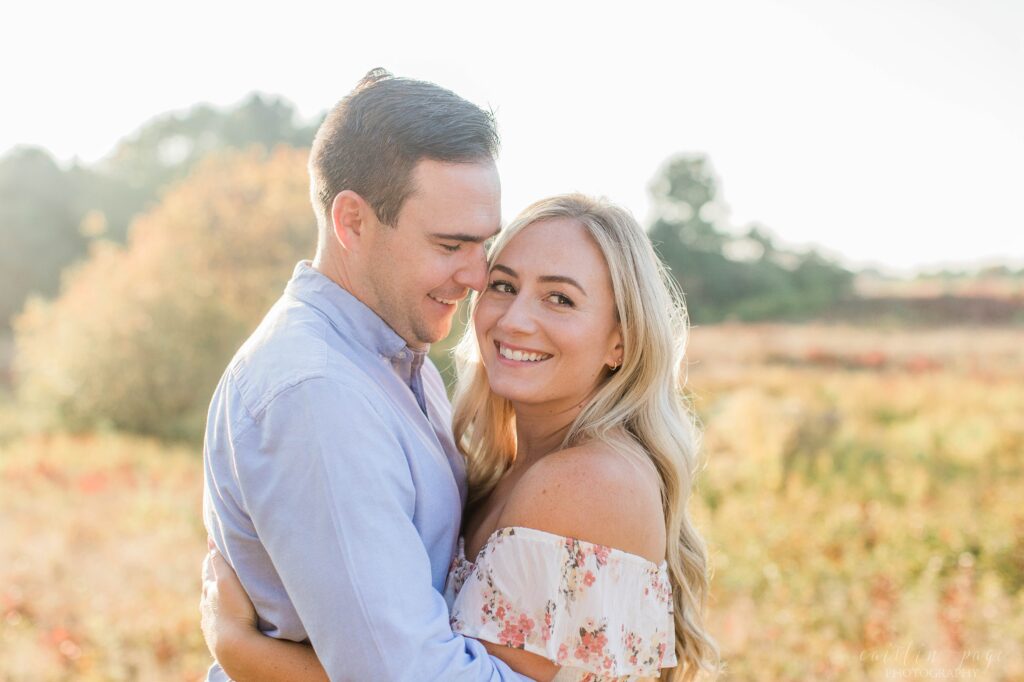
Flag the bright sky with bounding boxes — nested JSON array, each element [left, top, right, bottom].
[[4, 0, 1022, 273]]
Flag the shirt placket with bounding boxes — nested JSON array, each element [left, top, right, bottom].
[[408, 350, 428, 416]]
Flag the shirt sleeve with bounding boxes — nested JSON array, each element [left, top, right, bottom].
[[232, 376, 534, 682]]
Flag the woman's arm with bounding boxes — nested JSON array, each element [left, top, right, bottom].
[[479, 639, 560, 682], [201, 548, 328, 682]]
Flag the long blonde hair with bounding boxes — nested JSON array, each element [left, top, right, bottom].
[[452, 194, 721, 681]]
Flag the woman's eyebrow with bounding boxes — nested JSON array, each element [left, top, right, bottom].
[[539, 275, 587, 296], [490, 264, 587, 296], [490, 264, 518, 277]]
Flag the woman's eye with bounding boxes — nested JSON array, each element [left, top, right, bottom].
[[488, 280, 515, 294], [546, 293, 575, 307], [441, 243, 461, 253]]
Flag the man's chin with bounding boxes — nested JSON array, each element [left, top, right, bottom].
[[412, 321, 453, 347], [423, 310, 457, 343], [425, 326, 453, 346]]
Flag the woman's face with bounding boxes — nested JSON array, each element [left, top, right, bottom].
[[473, 217, 622, 410]]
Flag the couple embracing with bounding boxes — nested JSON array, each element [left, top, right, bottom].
[[200, 68, 720, 682]]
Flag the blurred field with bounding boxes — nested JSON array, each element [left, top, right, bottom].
[[688, 325, 1024, 681], [0, 432, 209, 680], [2, 323, 1023, 681]]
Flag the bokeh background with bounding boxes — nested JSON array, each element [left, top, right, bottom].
[[2, 1, 1022, 680]]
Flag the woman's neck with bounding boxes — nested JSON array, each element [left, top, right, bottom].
[[510, 401, 582, 471]]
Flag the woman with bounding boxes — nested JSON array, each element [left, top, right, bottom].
[[201, 194, 720, 681]]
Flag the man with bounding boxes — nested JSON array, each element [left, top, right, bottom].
[[202, 69, 531, 681]]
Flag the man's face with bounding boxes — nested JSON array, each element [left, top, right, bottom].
[[363, 159, 501, 348]]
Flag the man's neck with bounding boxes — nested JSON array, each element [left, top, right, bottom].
[[312, 250, 355, 294], [312, 250, 427, 352]]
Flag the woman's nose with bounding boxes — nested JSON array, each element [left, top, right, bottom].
[[495, 296, 537, 335]]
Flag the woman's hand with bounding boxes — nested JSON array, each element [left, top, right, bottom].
[[200, 540, 258, 662], [200, 541, 329, 682]]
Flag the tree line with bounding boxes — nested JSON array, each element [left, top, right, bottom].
[[1, 93, 860, 333], [4, 94, 862, 438], [0, 94, 318, 330]]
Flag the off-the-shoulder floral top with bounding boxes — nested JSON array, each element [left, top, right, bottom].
[[443, 526, 677, 682]]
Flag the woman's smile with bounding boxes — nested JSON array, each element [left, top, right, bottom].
[[494, 340, 553, 364]]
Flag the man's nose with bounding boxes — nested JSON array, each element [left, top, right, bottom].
[[455, 250, 489, 293]]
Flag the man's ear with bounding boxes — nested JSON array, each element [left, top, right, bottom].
[[331, 190, 371, 253]]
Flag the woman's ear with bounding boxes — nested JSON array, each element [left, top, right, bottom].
[[606, 328, 624, 370]]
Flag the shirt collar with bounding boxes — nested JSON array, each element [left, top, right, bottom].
[[283, 260, 416, 359]]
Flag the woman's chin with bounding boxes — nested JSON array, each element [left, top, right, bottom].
[[489, 387, 524, 404], [486, 379, 535, 405]]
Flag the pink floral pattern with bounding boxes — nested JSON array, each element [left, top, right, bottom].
[[443, 526, 677, 681]]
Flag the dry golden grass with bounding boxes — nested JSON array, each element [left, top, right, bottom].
[[0, 433, 209, 681], [688, 324, 1024, 681], [1, 323, 1022, 681]]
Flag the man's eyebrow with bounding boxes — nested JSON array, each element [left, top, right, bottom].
[[489, 265, 588, 296], [430, 228, 501, 244]]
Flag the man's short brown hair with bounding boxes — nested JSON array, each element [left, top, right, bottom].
[[309, 68, 500, 229]]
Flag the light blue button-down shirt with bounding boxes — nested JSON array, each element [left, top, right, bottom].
[[203, 261, 532, 682]]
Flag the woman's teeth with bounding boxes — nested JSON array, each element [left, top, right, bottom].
[[498, 344, 551, 362]]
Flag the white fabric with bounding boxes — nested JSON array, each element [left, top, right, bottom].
[[444, 526, 677, 681]]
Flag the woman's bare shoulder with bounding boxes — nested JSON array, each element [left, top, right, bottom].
[[496, 442, 666, 563]]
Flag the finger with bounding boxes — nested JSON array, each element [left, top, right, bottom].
[[202, 551, 215, 584], [211, 550, 233, 580], [200, 575, 212, 610]]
